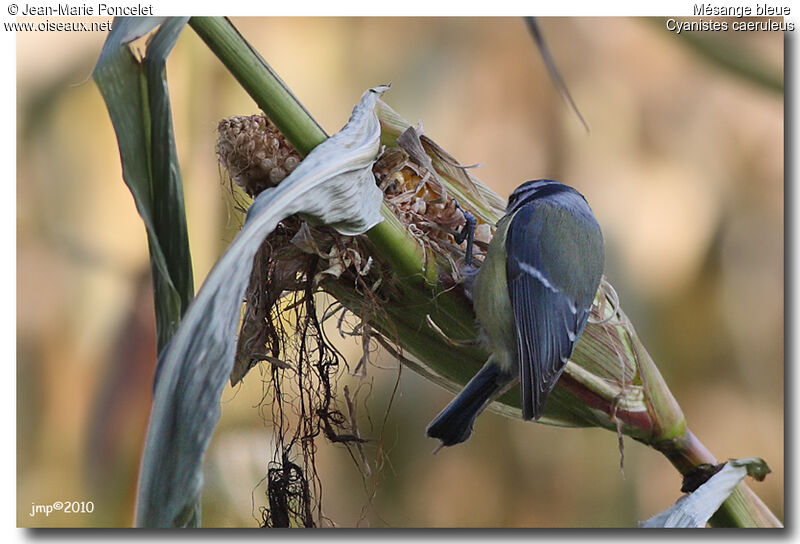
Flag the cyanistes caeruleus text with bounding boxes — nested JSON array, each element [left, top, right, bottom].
[[427, 179, 605, 447]]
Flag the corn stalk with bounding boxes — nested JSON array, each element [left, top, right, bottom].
[[95, 16, 781, 527], [187, 17, 780, 528]]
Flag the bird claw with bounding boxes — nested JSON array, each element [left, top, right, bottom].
[[452, 200, 477, 266]]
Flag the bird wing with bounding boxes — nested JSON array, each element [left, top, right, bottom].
[[505, 202, 597, 420]]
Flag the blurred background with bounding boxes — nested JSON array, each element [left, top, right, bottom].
[[17, 17, 783, 527]]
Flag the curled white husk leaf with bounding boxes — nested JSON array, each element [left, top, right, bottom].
[[135, 86, 387, 528], [640, 457, 771, 528]]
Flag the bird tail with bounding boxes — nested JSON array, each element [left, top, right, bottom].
[[426, 361, 513, 447]]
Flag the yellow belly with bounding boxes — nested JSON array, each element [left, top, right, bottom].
[[472, 213, 518, 372]]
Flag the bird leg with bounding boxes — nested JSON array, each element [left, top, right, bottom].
[[453, 201, 477, 267]]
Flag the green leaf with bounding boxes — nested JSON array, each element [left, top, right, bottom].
[[93, 17, 193, 353]]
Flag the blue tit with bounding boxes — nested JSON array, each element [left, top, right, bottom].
[[427, 179, 605, 447]]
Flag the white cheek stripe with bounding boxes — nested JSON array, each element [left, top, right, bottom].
[[518, 261, 560, 294]]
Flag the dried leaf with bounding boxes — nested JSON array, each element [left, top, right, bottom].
[[640, 458, 771, 528], [135, 86, 387, 528]]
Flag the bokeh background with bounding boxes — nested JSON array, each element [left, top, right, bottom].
[[17, 17, 783, 527]]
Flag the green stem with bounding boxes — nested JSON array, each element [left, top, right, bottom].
[[189, 16, 431, 284], [188, 16, 780, 528], [189, 17, 327, 155], [654, 429, 781, 527]]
